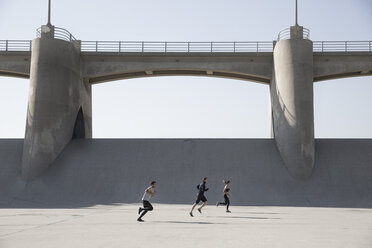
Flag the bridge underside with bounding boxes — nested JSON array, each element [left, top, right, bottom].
[[0, 70, 29, 79], [0, 51, 31, 79], [82, 52, 274, 85], [88, 69, 271, 84], [314, 52, 372, 82], [1, 51, 372, 83], [314, 71, 372, 82]]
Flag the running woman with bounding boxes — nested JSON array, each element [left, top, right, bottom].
[[189, 177, 209, 217], [137, 181, 157, 222], [216, 180, 231, 213]]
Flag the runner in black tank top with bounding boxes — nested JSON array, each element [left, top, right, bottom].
[[216, 180, 231, 213]]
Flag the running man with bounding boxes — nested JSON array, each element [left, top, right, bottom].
[[190, 177, 209, 217], [137, 181, 157, 222], [216, 180, 231, 213]]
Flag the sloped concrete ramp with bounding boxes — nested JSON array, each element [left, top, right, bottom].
[[0, 139, 371, 208]]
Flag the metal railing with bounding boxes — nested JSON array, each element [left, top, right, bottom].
[[80, 41, 274, 53], [1, 40, 372, 53], [277, 27, 310, 41], [313, 41, 372, 52], [0, 40, 32, 52], [36, 27, 77, 42]]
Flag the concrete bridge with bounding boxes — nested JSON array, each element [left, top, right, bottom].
[[1, 24, 372, 181]]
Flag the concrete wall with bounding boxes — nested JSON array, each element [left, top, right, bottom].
[[271, 39, 314, 179], [21, 37, 91, 181], [1, 139, 372, 208]]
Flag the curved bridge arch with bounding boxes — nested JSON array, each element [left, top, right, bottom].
[[314, 52, 372, 82], [0, 51, 31, 79], [314, 70, 372, 82], [88, 68, 271, 84], [82, 52, 273, 85], [0, 70, 29, 79]]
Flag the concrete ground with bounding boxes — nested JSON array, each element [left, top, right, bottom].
[[1, 204, 371, 248]]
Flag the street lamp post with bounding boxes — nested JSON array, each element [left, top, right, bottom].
[[47, 0, 51, 25]]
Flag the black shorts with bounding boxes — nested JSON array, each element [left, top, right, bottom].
[[224, 194, 230, 205], [195, 194, 207, 204]]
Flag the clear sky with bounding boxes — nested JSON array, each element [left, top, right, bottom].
[[0, 0, 371, 138]]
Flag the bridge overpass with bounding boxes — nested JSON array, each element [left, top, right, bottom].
[[0, 25, 372, 182], [2, 38, 372, 82]]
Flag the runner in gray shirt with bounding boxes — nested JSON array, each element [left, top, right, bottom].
[[137, 181, 157, 222]]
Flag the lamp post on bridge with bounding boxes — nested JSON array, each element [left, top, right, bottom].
[[47, 0, 51, 26], [291, 0, 303, 39], [295, 0, 298, 26], [41, 0, 54, 38]]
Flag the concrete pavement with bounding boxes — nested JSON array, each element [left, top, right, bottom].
[[1, 204, 371, 248]]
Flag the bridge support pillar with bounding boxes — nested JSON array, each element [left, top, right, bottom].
[[270, 28, 314, 180], [21, 32, 91, 180]]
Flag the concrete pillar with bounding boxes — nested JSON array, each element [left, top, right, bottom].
[[21, 28, 91, 180], [270, 26, 314, 180]]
